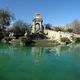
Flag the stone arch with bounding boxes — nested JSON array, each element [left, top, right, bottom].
[[35, 23, 40, 31], [31, 13, 45, 33]]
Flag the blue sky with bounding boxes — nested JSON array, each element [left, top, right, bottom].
[[0, 0, 80, 25]]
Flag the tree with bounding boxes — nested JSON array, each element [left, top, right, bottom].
[[70, 20, 80, 34], [11, 20, 30, 39], [0, 8, 15, 30]]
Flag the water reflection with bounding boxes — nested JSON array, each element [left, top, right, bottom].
[[52, 44, 80, 58], [0, 44, 30, 56], [31, 47, 43, 63], [0, 43, 80, 80], [0, 43, 80, 63]]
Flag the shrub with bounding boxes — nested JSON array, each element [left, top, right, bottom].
[[74, 37, 80, 43], [19, 37, 26, 43], [19, 37, 32, 45], [4, 37, 11, 43], [0, 32, 3, 40], [60, 37, 71, 44], [0, 28, 3, 40], [3, 32, 9, 37]]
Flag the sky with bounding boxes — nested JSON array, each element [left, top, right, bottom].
[[0, 0, 80, 25]]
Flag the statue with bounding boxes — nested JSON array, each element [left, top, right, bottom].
[[9, 32, 14, 37], [24, 31, 28, 38]]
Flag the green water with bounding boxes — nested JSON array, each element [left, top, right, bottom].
[[0, 43, 80, 80]]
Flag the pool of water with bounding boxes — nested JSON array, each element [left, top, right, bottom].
[[0, 43, 80, 80]]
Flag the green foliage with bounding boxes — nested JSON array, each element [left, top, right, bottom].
[[67, 28, 73, 33], [19, 37, 32, 45], [72, 37, 80, 43], [31, 33, 47, 40], [0, 27, 3, 40], [0, 8, 15, 29], [0, 8, 15, 40], [75, 37, 80, 43], [60, 37, 71, 44], [19, 37, 27, 42], [10, 20, 30, 39], [3, 31, 9, 37], [4, 37, 11, 43]]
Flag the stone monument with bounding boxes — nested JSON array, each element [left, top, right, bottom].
[[31, 13, 45, 33]]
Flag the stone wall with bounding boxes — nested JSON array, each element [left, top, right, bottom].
[[45, 29, 80, 42]]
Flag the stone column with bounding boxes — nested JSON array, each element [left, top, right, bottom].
[[32, 22, 35, 33]]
